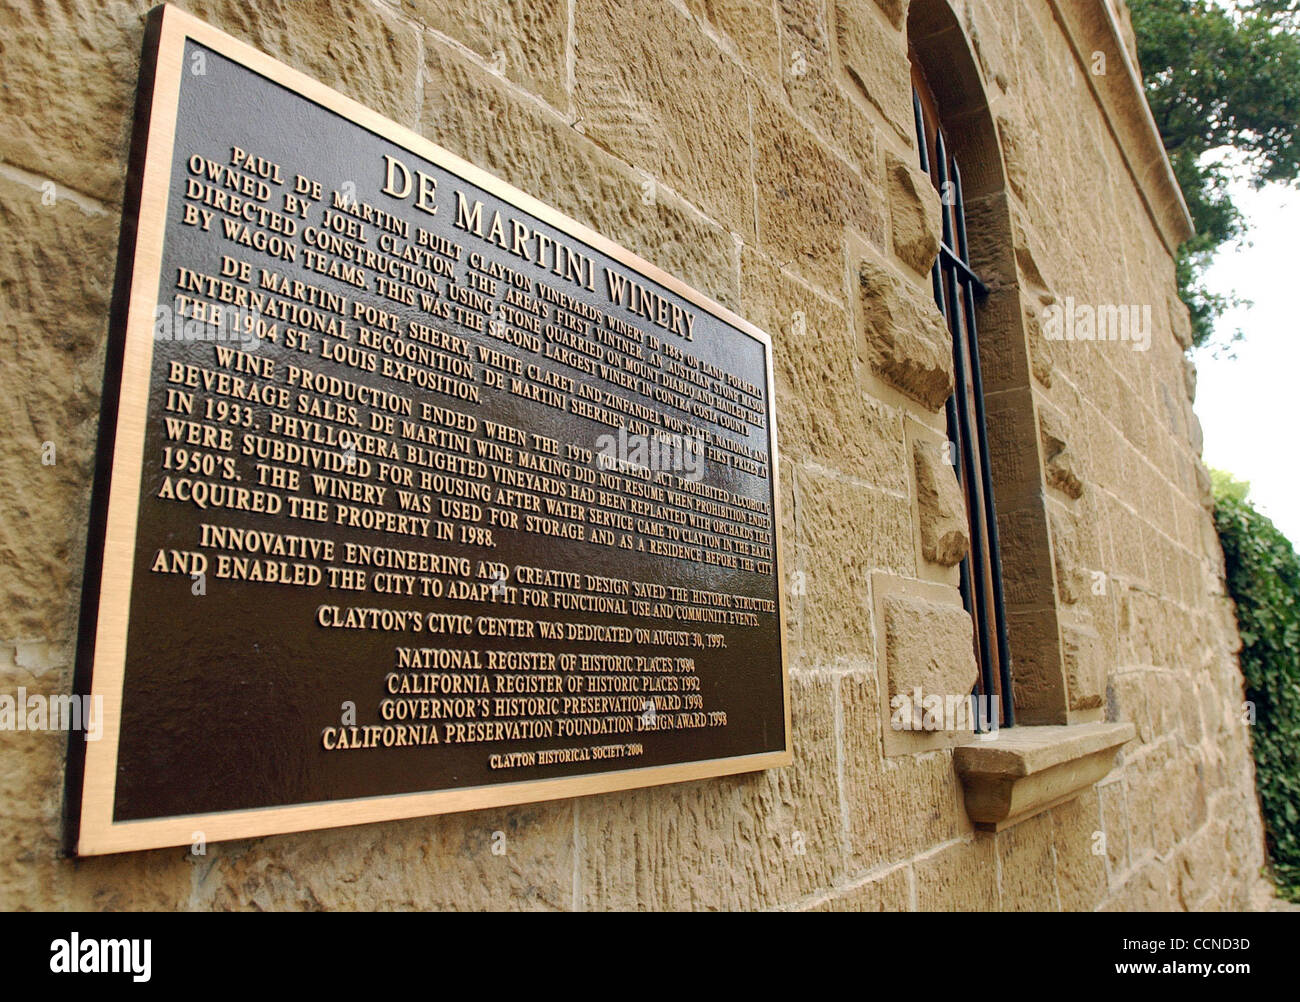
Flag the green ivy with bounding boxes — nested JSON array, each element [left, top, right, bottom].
[[1214, 486, 1300, 899]]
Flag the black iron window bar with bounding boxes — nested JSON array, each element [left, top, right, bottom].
[[912, 88, 1015, 729]]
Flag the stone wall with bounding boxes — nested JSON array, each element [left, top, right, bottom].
[[0, 0, 1269, 909]]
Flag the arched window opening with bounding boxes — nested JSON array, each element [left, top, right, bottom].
[[910, 52, 1015, 728]]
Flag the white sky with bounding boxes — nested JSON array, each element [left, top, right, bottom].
[[1196, 170, 1300, 544]]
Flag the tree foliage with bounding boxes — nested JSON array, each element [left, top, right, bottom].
[[1211, 466, 1252, 502], [1213, 479, 1300, 899], [1129, 0, 1300, 348]]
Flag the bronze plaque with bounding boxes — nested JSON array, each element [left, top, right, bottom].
[[66, 5, 789, 855]]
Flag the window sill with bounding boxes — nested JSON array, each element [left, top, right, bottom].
[[953, 722, 1135, 831]]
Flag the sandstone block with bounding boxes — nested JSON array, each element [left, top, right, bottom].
[[1100, 859, 1176, 911], [913, 439, 970, 566], [1004, 607, 1069, 726], [857, 258, 954, 411], [834, 0, 914, 143], [742, 249, 908, 490], [964, 0, 1010, 91], [796, 471, 914, 662], [1063, 621, 1105, 712], [1188, 412, 1204, 457], [0, 645, 196, 910], [1040, 407, 1085, 499], [1195, 460, 1214, 511], [841, 673, 966, 870], [753, 88, 885, 294], [1051, 790, 1107, 911], [996, 111, 1031, 201], [579, 672, 843, 909], [914, 836, 999, 911], [967, 288, 1029, 393], [1025, 297, 1054, 387], [809, 865, 911, 911], [1174, 822, 1223, 909], [0, 0, 145, 203], [993, 498, 1056, 607], [882, 594, 978, 714], [1050, 507, 1085, 606], [186, 0, 421, 126], [421, 41, 739, 309], [997, 812, 1058, 910], [867, 0, 908, 30], [1106, 672, 1152, 741], [574, 0, 753, 233], [779, 0, 880, 181], [1097, 779, 1130, 875], [887, 150, 941, 277], [1169, 289, 1194, 350], [403, 0, 567, 109], [200, 803, 573, 910], [685, 0, 781, 83], [0, 174, 117, 642]]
